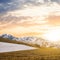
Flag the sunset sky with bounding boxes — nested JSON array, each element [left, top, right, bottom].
[[0, 0, 60, 41]]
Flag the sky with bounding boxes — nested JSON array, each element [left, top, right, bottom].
[[0, 0, 60, 41]]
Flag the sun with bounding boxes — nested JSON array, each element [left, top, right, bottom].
[[43, 28, 60, 42]]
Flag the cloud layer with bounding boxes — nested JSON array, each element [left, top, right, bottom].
[[0, 0, 60, 37], [0, 0, 60, 13]]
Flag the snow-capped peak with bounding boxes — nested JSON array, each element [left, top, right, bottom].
[[0, 34, 15, 40], [0, 34, 60, 48], [0, 34, 49, 47]]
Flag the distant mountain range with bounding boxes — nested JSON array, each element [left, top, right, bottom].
[[0, 34, 60, 48]]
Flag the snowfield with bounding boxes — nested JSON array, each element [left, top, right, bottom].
[[0, 42, 37, 53]]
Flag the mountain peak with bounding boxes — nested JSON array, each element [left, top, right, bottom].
[[0, 34, 59, 48], [0, 34, 15, 40]]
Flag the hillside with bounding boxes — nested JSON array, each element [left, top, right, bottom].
[[0, 34, 49, 47], [0, 34, 59, 48], [0, 37, 40, 47], [0, 35, 60, 60]]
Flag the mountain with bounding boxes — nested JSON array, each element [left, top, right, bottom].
[[0, 34, 16, 40], [0, 34, 47, 47], [0, 34, 59, 48]]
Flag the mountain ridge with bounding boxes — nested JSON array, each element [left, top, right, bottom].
[[0, 34, 59, 48]]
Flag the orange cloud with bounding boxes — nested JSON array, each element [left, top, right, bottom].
[[46, 15, 60, 26]]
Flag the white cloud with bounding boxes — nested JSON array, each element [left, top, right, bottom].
[[0, 0, 60, 37]]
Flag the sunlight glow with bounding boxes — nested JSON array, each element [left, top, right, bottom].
[[43, 27, 60, 42], [0, 2, 60, 38]]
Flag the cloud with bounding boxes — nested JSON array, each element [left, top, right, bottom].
[[0, 0, 60, 37], [0, 0, 12, 3], [0, 1, 60, 27], [51, 0, 60, 4], [44, 0, 60, 3], [0, 0, 24, 13], [0, 0, 60, 14], [0, 0, 40, 13]]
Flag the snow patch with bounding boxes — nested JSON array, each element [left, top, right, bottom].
[[0, 42, 37, 53]]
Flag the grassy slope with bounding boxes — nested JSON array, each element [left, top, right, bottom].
[[0, 37, 40, 47], [0, 48, 60, 60]]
